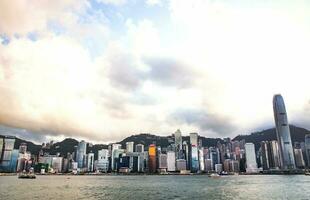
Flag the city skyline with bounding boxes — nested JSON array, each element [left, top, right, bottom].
[[1, 1, 310, 143]]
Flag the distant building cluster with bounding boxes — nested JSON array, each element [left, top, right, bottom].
[[0, 94, 310, 174]]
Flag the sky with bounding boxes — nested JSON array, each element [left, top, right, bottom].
[[0, 0, 310, 144]]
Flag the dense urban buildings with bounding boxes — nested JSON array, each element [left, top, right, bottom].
[[273, 94, 296, 169], [0, 95, 309, 174]]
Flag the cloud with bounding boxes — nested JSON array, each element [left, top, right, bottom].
[[146, 0, 162, 6], [170, 108, 237, 137], [96, 0, 127, 6], [144, 57, 196, 88], [0, 0, 89, 36], [1, 0, 310, 143]]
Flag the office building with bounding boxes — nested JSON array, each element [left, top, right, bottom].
[[148, 144, 156, 173], [97, 149, 109, 172], [294, 148, 305, 168], [273, 94, 296, 169], [245, 143, 258, 173], [87, 152, 95, 172], [167, 151, 176, 172], [126, 142, 134, 153], [305, 134, 310, 167], [158, 154, 167, 170], [135, 144, 144, 153], [76, 140, 87, 169]]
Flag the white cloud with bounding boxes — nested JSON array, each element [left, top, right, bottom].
[[96, 0, 127, 6], [0, 0, 89, 36], [1, 0, 310, 143], [146, 0, 162, 6]]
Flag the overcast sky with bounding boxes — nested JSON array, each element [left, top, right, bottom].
[[0, 0, 310, 144]]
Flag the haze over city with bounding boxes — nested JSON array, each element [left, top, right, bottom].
[[1, 0, 310, 143]]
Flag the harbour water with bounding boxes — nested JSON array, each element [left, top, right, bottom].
[[0, 175, 309, 200]]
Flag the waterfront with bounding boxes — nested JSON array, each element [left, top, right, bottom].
[[0, 175, 309, 200]]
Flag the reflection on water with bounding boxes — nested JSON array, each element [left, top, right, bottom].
[[0, 175, 309, 200]]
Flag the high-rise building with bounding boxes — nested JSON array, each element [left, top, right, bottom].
[[97, 149, 109, 172], [190, 133, 198, 146], [111, 144, 122, 171], [273, 94, 296, 169], [270, 141, 281, 169], [51, 157, 63, 173], [135, 144, 144, 153], [0, 136, 15, 172], [190, 133, 199, 172], [126, 142, 134, 153], [174, 129, 182, 159], [148, 144, 156, 173], [76, 140, 87, 169], [305, 134, 310, 167], [245, 143, 258, 173], [182, 141, 189, 170], [198, 147, 205, 171], [191, 145, 199, 172], [167, 151, 176, 172], [158, 154, 167, 170], [87, 152, 95, 172], [294, 148, 305, 168]]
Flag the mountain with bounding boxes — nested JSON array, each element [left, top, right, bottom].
[[233, 125, 310, 150], [2, 125, 310, 158]]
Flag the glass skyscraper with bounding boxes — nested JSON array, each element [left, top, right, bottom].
[[273, 94, 296, 169]]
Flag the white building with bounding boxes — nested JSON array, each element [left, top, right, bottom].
[[126, 142, 134, 153], [111, 144, 122, 171], [245, 143, 258, 173], [96, 149, 109, 172], [51, 157, 63, 173], [167, 151, 176, 172]]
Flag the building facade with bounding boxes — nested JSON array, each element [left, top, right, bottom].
[[273, 94, 296, 169]]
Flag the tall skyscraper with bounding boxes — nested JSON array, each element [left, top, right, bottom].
[[87, 152, 95, 172], [135, 144, 144, 153], [111, 144, 122, 171], [148, 144, 156, 173], [174, 129, 183, 157], [76, 140, 87, 169], [305, 134, 310, 167], [167, 151, 176, 172], [0, 136, 16, 172], [245, 143, 258, 173], [273, 94, 296, 169], [126, 142, 134, 153], [97, 149, 109, 172], [190, 133, 199, 172], [190, 133, 198, 146]]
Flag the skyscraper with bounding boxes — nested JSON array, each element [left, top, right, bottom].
[[245, 143, 258, 173], [0, 136, 16, 172], [76, 140, 87, 169], [190, 133, 199, 172], [174, 129, 183, 152], [148, 144, 156, 173], [305, 134, 310, 167], [273, 94, 295, 169], [87, 152, 95, 172], [126, 142, 134, 153], [135, 144, 144, 153]]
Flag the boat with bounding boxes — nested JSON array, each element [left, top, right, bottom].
[[18, 168, 36, 179], [305, 170, 310, 176], [18, 173, 36, 179], [209, 173, 220, 178]]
